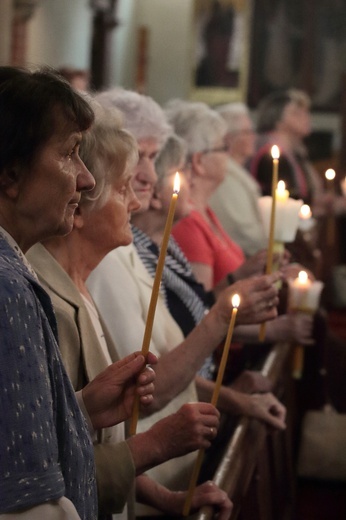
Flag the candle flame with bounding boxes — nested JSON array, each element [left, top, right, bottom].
[[231, 293, 240, 308], [173, 172, 180, 193], [325, 168, 335, 181], [271, 145, 280, 160], [298, 271, 308, 283], [277, 180, 286, 192], [299, 204, 311, 219]]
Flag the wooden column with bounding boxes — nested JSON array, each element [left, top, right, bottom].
[[11, 0, 40, 66], [90, 0, 119, 91]]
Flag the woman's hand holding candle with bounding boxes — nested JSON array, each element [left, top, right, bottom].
[[287, 270, 324, 379], [216, 272, 281, 325]]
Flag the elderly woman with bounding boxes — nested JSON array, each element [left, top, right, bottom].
[[166, 100, 275, 294], [209, 102, 267, 257], [0, 67, 156, 520], [87, 89, 284, 517], [27, 102, 231, 519]]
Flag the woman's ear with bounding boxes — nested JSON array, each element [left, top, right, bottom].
[[150, 190, 163, 210], [0, 166, 21, 198], [190, 151, 205, 176], [72, 206, 85, 229]]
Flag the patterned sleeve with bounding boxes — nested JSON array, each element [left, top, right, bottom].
[[0, 276, 65, 512]]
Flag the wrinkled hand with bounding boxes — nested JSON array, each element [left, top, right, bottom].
[[82, 351, 157, 430], [165, 481, 233, 519], [266, 313, 314, 345], [230, 370, 273, 394], [149, 403, 220, 460], [185, 481, 233, 520], [247, 392, 287, 430], [216, 272, 282, 325]]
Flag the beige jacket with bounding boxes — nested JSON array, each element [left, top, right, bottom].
[[27, 243, 135, 518]]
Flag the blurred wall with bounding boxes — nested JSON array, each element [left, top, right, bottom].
[[0, 0, 13, 65]]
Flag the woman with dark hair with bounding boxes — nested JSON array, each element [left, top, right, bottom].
[[250, 89, 325, 209], [0, 67, 156, 520]]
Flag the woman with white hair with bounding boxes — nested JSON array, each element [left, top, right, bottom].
[[168, 100, 268, 293], [209, 102, 266, 257]]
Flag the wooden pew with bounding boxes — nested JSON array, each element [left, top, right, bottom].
[[195, 342, 296, 520]]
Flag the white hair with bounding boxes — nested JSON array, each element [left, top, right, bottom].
[[215, 102, 251, 134], [94, 88, 171, 146], [165, 99, 227, 154]]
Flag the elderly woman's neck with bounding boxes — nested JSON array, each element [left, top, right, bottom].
[[131, 209, 166, 244], [42, 234, 100, 291]]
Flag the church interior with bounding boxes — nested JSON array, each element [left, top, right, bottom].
[[1, 0, 346, 519]]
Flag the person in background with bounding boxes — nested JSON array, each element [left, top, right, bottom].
[[0, 66, 155, 520], [27, 101, 231, 520], [250, 89, 333, 213], [209, 102, 266, 257], [167, 100, 278, 293]]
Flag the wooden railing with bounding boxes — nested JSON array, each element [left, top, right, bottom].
[[195, 342, 296, 520]]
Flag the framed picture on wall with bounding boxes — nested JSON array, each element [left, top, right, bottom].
[[248, 0, 346, 111], [189, 0, 253, 106]]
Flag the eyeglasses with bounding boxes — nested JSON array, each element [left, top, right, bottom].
[[200, 145, 228, 155]]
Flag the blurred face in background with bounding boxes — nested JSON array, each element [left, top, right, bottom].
[[131, 137, 159, 212], [279, 100, 311, 140], [226, 114, 256, 164]]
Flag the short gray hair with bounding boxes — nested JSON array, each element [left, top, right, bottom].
[[165, 99, 227, 155], [95, 88, 171, 146], [155, 133, 188, 186], [79, 99, 138, 212], [215, 102, 251, 134]]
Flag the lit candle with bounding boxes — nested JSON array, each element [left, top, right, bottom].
[[183, 294, 240, 517], [265, 145, 280, 273], [130, 172, 180, 435], [259, 145, 279, 341], [212, 293, 240, 405], [325, 168, 336, 192], [298, 204, 315, 232], [288, 271, 324, 379], [324, 169, 336, 246], [276, 180, 289, 202], [288, 270, 324, 311], [299, 204, 312, 220]]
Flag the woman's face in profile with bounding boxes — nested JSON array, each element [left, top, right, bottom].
[[17, 124, 94, 245], [281, 101, 311, 139], [83, 169, 140, 253]]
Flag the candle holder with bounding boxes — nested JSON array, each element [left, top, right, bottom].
[[287, 271, 324, 379], [258, 195, 303, 244]]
